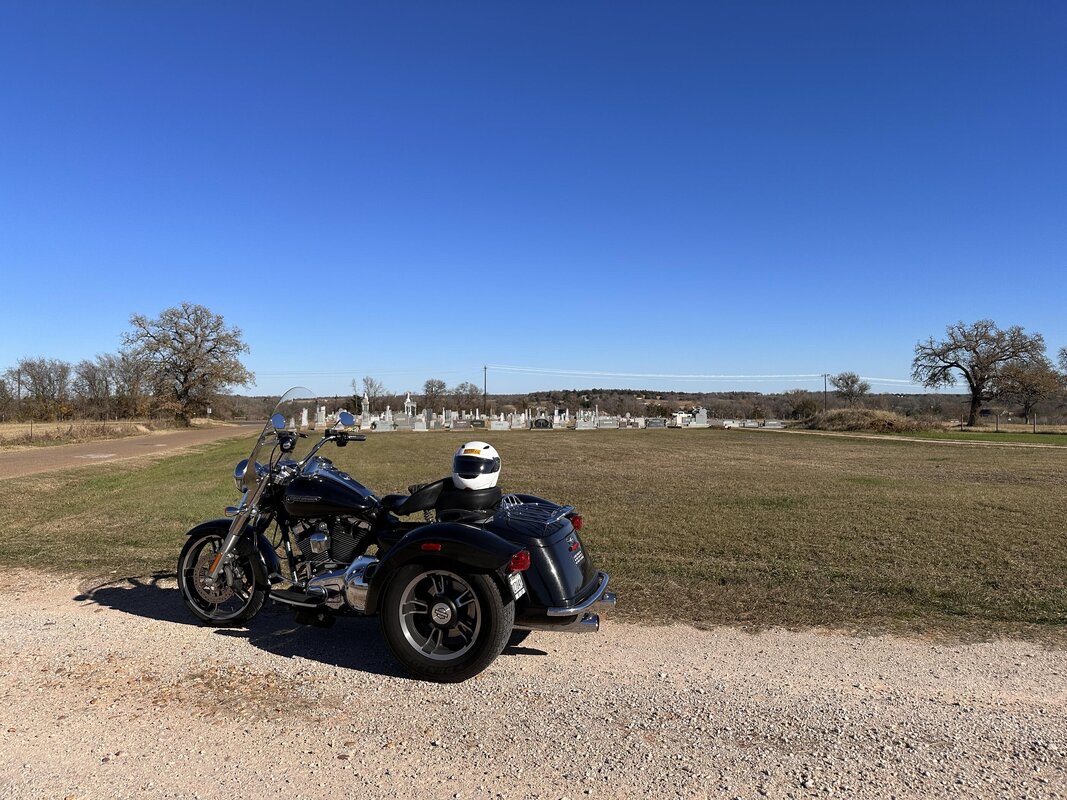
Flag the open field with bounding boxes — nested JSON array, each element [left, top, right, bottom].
[[1, 428, 1065, 639]]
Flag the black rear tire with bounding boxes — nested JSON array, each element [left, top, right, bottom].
[[380, 564, 514, 682], [177, 530, 267, 626]]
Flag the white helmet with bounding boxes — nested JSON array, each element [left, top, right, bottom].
[[451, 441, 501, 491]]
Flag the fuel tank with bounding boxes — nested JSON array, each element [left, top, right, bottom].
[[282, 461, 378, 518]]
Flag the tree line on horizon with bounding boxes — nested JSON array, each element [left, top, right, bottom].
[[2, 311, 1065, 427]]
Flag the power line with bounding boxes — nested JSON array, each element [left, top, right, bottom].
[[486, 364, 921, 387]]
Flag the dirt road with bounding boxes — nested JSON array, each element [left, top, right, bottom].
[[0, 425, 257, 481], [0, 572, 1063, 799]]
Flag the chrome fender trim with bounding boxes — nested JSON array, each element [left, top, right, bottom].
[[546, 571, 612, 617]]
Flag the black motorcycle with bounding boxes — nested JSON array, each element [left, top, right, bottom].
[[177, 387, 615, 682]]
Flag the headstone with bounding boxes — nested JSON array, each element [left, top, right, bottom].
[[413, 417, 428, 432], [489, 418, 510, 430], [403, 393, 417, 417], [645, 417, 668, 429], [596, 416, 619, 429], [690, 408, 709, 428], [471, 419, 486, 429], [532, 417, 552, 429], [510, 412, 528, 430], [575, 410, 596, 430], [300, 408, 309, 428], [443, 409, 453, 428], [763, 420, 785, 429], [452, 419, 472, 430], [316, 406, 327, 427]]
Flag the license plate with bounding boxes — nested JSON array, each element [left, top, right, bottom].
[[508, 571, 526, 600]]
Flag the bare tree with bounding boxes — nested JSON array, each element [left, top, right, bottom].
[[782, 388, 818, 419], [0, 376, 13, 421], [72, 356, 115, 419], [123, 303, 253, 423], [996, 358, 1065, 423], [422, 378, 447, 411], [13, 357, 72, 420], [451, 381, 482, 411], [356, 376, 385, 414], [912, 320, 1047, 426], [101, 351, 150, 417], [830, 372, 871, 407]]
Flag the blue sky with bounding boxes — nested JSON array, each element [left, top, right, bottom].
[[1, 2, 1064, 397]]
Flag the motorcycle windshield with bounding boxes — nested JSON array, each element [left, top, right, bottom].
[[239, 387, 321, 491]]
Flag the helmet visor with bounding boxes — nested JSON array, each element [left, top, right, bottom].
[[453, 455, 500, 479]]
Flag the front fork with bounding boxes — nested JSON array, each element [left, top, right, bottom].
[[208, 483, 267, 582]]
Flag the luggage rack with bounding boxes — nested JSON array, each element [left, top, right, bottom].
[[499, 494, 575, 530]]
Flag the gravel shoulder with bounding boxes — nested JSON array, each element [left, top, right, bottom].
[[0, 571, 1064, 799]]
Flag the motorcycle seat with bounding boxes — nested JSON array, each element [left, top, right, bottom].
[[380, 479, 502, 521]]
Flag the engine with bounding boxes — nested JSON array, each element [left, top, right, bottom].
[[292, 516, 371, 579]]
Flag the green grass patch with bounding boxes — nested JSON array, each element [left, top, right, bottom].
[[895, 430, 1067, 446], [2, 428, 1066, 640]]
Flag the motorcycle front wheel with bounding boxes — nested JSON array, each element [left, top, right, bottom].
[[177, 530, 267, 626], [380, 565, 514, 683]]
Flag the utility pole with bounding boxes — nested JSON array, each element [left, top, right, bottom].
[[483, 365, 487, 414], [822, 373, 829, 412]]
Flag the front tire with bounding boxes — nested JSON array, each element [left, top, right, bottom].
[[380, 564, 514, 682], [177, 530, 267, 626]]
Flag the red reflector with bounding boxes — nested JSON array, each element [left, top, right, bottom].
[[420, 543, 442, 551], [509, 550, 531, 572], [568, 514, 583, 531], [568, 541, 580, 552]]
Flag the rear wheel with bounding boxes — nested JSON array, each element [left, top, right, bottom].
[[380, 564, 514, 682], [177, 531, 267, 626]]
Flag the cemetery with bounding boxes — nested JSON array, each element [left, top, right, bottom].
[[345, 392, 783, 432]]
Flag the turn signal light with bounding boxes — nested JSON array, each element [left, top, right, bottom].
[[421, 543, 442, 552], [568, 513, 584, 531], [509, 550, 531, 572]]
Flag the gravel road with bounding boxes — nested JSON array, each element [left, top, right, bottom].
[[0, 571, 1063, 800], [0, 425, 256, 481]]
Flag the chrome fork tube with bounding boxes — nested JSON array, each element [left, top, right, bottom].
[[208, 481, 268, 579]]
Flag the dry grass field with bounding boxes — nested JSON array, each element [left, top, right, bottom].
[[0, 419, 165, 448], [1, 428, 1065, 640]]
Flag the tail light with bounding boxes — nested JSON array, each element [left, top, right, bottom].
[[567, 513, 584, 531], [509, 549, 531, 572]]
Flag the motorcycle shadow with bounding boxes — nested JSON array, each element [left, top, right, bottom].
[[76, 574, 546, 678]]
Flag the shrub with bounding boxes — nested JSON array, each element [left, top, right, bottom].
[[799, 409, 938, 433]]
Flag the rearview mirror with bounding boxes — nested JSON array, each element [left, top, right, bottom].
[[270, 413, 286, 430], [338, 411, 355, 428]]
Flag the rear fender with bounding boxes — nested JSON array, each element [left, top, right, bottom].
[[185, 519, 279, 583], [364, 522, 520, 614]]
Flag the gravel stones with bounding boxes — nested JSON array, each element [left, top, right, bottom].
[[0, 571, 1064, 799]]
